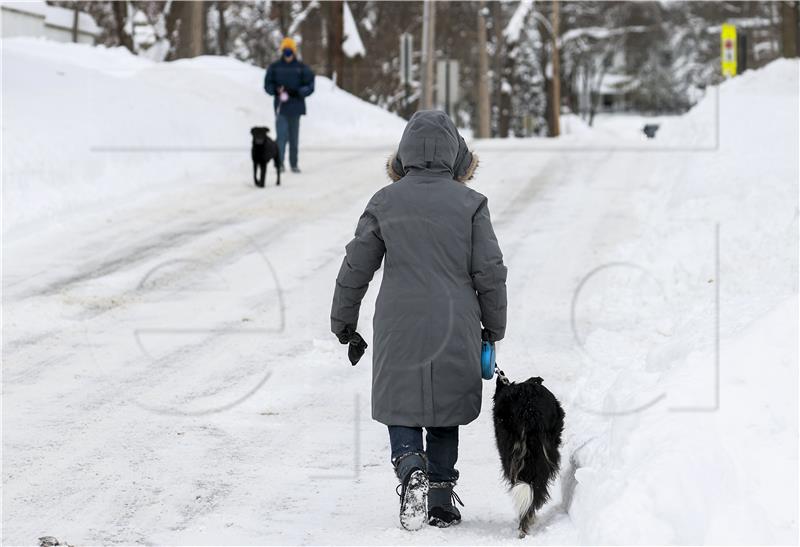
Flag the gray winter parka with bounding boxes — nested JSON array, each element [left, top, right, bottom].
[[331, 110, 507, 427]]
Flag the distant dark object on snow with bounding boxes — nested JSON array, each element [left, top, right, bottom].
[[39, 537, 72, 547], [643, 124, 660, 139]]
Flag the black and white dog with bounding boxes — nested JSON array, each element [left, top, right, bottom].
[[250, 126, 280, 187], [493, 371, 565, 538]]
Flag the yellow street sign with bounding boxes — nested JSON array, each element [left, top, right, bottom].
[[721, 23, 737, 77]]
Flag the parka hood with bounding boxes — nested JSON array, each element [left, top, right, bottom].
[[386, 110, 479, 183]]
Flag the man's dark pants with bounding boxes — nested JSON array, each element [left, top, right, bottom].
[[388, 425, 459, 483], [276, 113, 300, 169]]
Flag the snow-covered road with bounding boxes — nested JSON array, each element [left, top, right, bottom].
[[3, 40, 797, 545], [3, 145, 579, 544]]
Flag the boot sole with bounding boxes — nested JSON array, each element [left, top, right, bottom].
[[400, 470, 429, 531]]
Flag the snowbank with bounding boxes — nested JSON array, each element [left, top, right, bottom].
[[1, 38, 405, 237], [564, 59, 798, 544]]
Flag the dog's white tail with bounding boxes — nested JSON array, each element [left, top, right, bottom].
[[510, 482, 533, 518]]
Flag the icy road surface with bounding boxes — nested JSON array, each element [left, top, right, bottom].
[[3, 39, 797, 545]]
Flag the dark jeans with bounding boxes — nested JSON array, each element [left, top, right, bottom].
[[388, 425, 459, 483], [276, 113, 300, 168]]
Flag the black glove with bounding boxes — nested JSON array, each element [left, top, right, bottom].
[[336, 325, 368, 366], [481, 328, 499, 342], [347, 332, 368, 366], [286, 87, 300, 98]]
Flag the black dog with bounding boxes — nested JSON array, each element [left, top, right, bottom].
[[493, 371, 565, 538], [250, 126, 280, 187]]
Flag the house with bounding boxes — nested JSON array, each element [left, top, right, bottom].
[[596, 73, 639, 112], [1, 1, 99, 44]]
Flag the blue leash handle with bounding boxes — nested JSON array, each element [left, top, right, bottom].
[[481, 341, 496, 380]]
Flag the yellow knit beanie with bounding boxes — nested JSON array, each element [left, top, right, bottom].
[[280, 37, 297, 53]]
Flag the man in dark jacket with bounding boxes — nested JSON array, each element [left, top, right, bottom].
[[263, 37, 315, 173], [330, 111, 508, 531]]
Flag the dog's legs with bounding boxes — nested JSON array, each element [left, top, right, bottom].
[[510, 430, 528, 481], [259, 162, 266, 187], [253, 162, 259, 187], [518, 507, 535, 538], [274, 157, 281, 186]]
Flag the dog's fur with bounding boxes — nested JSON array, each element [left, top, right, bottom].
[[493, 373, 565, 538], [250, 126, 280, 187]]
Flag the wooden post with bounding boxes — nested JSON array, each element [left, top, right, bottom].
[[71, 6, 79, 43]]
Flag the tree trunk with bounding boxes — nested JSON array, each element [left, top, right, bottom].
[[216, 1, 227, 55], [491, 1, 505, 136], [327, 1, 344, 85], [782, 0, 799, 58], [548, 0, 561, 137], [174, 1, 205, 59], [498, 47, 513, 138], [476, 0, 491, 138], [112, 1, 134, 53]]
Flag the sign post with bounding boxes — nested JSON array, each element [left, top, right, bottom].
[[435, 59, 460, 120], [399, 33, 413, 118], [721, 23, 737, 78]]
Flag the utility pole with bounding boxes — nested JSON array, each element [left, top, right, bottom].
[[476, 0, 491, 138], [421, 0, 436, 110], [549, 0, 561, 137]]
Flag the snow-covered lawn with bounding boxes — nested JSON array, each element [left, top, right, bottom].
[[2, 39, 797, 545]]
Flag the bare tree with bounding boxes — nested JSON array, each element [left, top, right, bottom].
[[476, 0, 491, 138], [782, 0, 799, 57], [173, 1, 205, 59], [216, 1, 227, 55], [112, 1, 134, 52]]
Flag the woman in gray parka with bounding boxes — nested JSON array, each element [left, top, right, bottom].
[[330, 110, 507, 530]]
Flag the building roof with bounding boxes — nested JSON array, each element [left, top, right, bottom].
[[599, 73, 639, 95], [1, 1, 100, 35]]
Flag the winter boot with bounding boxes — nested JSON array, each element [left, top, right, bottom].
[[394, 452, 429, 531], [428, 481, 464, 527]]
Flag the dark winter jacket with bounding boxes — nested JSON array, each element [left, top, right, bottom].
[[331, 110, 508, 427], [263, 58, 315, 117]]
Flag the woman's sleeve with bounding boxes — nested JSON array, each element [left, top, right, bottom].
[[264, 65, 276, 95], [330, 196, 385, 339], [471, 198, 508, 342], [299, 66, 315, 97]]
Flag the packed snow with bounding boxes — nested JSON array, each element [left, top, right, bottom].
[[2, 38, 798, 545]]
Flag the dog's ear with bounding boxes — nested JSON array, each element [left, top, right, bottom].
[[531, 376, 544, 384], [264, 127, 270, 133], [251, 127, 257, 135]]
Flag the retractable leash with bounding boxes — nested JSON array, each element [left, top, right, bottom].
[[481, 340, 510, 384]]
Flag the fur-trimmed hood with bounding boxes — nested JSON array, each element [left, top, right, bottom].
[[386, 110, 479, 183]]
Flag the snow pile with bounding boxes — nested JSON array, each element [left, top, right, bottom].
[[503, 0, 534, 44], [342, 0, 366, 58], [563, 59, 798, 543], [1, 38, 404, 237]]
